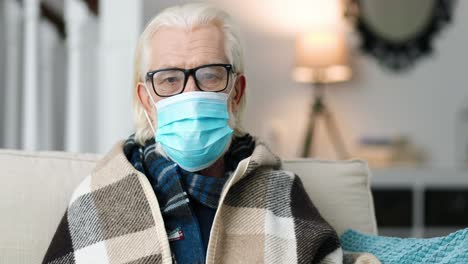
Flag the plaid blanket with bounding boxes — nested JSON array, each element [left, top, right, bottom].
[[122, 134, 255, 263], [43, 139, 344, 264]]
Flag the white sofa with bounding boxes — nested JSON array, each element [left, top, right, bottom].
[[0, 148, 377, 263]]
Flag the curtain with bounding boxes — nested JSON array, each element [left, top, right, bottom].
[[2, 0, 23, 150], [0, 0, 142, 154]]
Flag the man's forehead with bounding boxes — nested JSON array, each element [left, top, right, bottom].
[[149, 24, 228, 70]]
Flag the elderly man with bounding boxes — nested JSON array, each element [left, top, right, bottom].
[[43, 3, 344, 264]]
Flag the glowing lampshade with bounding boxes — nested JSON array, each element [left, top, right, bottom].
[[293, 30, 352, 83]]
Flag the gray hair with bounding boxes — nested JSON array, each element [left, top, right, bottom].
[[133, 3, 246, 145]]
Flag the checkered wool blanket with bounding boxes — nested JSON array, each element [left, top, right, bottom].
[[43, 140, 345, 263]]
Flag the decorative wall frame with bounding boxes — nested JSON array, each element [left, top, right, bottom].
[[347, 0, 456, 71]]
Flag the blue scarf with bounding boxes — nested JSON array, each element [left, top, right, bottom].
[[123, 133, 255, 263]]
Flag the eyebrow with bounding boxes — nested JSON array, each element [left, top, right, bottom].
[[153, 60, 229, 71]]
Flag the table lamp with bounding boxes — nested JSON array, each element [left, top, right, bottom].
[[293, 30, 352, 158]]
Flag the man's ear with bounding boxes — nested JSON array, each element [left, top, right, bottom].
[[136, 82, 155, 118], [231, 74, 246, 112]]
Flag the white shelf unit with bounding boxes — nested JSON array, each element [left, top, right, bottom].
[[370, 167, 468, 238]]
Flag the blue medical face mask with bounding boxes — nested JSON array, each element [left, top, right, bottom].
[[145, 90, 234, 172]]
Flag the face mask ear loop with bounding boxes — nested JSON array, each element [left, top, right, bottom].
[[143, 84, 158, 134], [225, 75, 239, 131], [227, 74, 238, 112], [143, 111, 156, 135]]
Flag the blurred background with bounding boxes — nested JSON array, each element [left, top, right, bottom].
[[1, 0, 467, 238]]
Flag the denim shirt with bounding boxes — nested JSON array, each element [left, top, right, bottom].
[[164, 194, 217, 264]]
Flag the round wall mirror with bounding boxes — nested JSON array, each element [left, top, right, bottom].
[[347, 0, 456, 71]]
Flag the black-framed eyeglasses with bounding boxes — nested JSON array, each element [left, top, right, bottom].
[[146, 63, 236, 97]]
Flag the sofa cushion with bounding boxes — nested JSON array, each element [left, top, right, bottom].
[[283, 159, 377, 236], [0, 149, 100, 263]]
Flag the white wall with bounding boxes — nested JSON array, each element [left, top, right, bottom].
[[142, 1, 468, 167], [244, 2, 468, 168], [96, 0, 142, 153]]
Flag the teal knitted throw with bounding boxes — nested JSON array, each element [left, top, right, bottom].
[[340, 228, 468, 264]]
